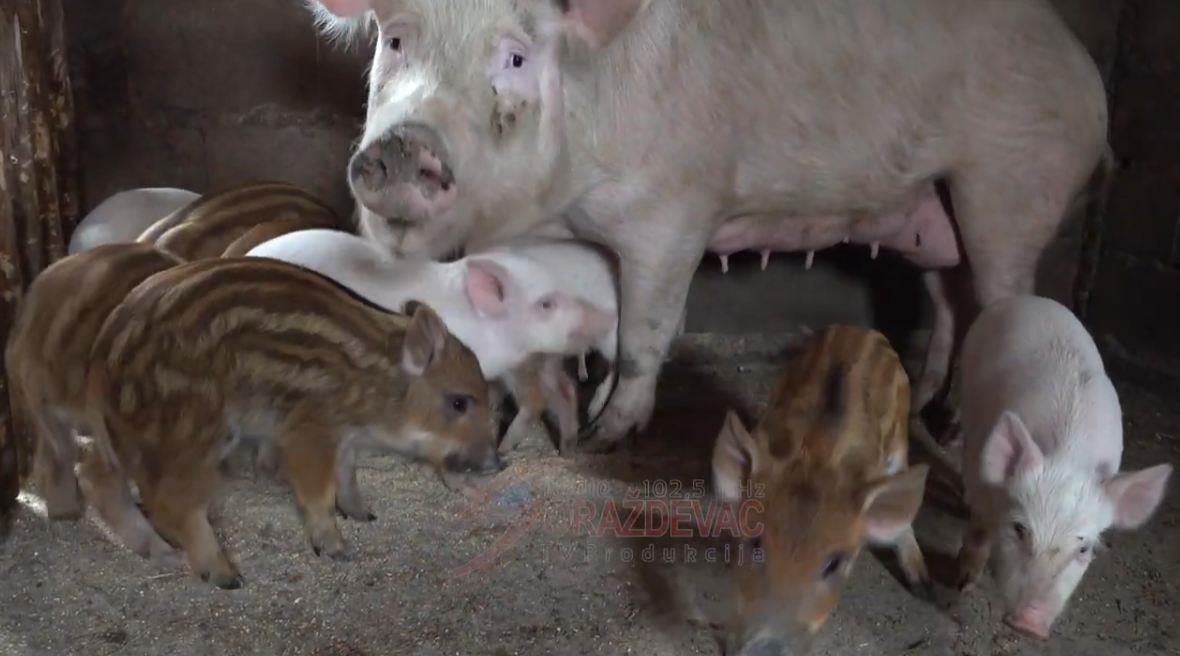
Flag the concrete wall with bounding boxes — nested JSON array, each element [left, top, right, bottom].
[[62, 0, 1174, 376], [65, 0, 366, 217]]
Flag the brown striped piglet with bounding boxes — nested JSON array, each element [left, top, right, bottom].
[[82, 257, 497, 588], [137, 181, 348, 260], [68, 188, 200, 253], [957, 296, 1172, 639], [248, 229, 616, 452], [713, 326, 930, 656], [5, 243, 182, 533]]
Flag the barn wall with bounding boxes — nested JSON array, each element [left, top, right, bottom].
[[1083, 0, 1180, 379], [63, 0, 366, 217]]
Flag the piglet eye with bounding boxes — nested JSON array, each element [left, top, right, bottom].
[[445, 394, 472, 416], [388, 37, 402, 51], [820, 553, 845, 579], [1012, 522, 1028, 540], [511, 53, 525, 68], [539, 299, 555, 311]]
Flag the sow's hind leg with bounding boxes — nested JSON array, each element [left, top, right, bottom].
[[923, 114, 1105, 430]]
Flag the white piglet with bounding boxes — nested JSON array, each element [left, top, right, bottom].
[[69, 188, 200, 253], [247, 229, 617, 451], [957, 295, 1172, 640]]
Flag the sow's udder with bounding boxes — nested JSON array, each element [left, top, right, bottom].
[[708, 186, 960, 269]]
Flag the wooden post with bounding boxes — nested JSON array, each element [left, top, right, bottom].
[[0, 0, 79, 534]]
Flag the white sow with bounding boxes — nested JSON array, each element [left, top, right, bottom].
[[957, 295, 1172, 640]]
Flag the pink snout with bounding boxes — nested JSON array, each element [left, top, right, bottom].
[[573, 303, 616, 346], [1005, 607, 1052, 640]]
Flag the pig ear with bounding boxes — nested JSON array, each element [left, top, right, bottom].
[[313, 0, 370, 17], [861, 465, 929, 543], [713, 410, 758, 502], [980, 411, 1044, 486], [307, 0, 376, 46], [557, 0, 643, 49], [1105, 464, 1172, 530], [402, 304, 449, 376], [465, 260, 512, 318]]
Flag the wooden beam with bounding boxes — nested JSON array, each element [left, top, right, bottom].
[[0, 0, 79, 533]]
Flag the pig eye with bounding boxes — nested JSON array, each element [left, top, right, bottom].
[[1012, 522, 1029, 541], [819, 553, 846, 579], [511, 53, 525, 68], [537, 297, 557, 312], [388, 37, 401, 51]]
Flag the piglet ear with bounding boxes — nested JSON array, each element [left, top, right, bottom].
[[313, 0, 371, 18], [464, 260, 511, 318], [558, 0, 643, 49], [862, 465, 929, 543], [713, 410, 758, 502], [1105, 464, 1172, 530], [980, 411, 1044, 486], [402, 304, 449, 376]]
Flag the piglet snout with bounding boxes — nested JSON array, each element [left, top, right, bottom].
[[1005, 607, 1052, 640], [444, 446, 506, 475], [573, 302, 616, 346]]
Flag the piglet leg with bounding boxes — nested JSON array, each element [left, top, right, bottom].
[[334, 442, 375, 522], [500, 359, 546, 451], [282, 415, 349, 561], [956, 514, 992, 591], [139, 455, 241, 588], [30, 407, 82, 519], [892, 526, 933, 599], [538, 356, 580, 453], [77, 441, 179, 567]]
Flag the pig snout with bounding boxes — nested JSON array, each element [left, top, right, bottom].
[[349, 124, 457, 224], [1005, 606, 1052, 640], [572, 302, 616, 348], [444, 444, 506, 475]]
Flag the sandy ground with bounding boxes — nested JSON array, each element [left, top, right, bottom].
[[1, 333, 1178, 656]]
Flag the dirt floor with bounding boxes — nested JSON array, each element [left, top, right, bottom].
[[1, 333, 1178, 656]]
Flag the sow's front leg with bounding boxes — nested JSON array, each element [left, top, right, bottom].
[[577, 202, 713, 450]]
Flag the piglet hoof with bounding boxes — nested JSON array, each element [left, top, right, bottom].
[[200, 568, 244, 590], [311, 535, 351, 562], [955, 569, 979, 593], [253, 443, 281, 478], [336, 507, 377, 523], [912, 575, 936, 602], [335, 502, 377, 523]]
